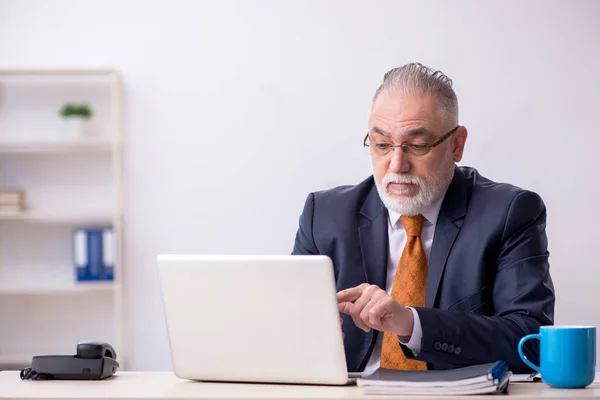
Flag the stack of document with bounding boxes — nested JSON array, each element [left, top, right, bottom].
[[357, 361, 512, 396], [0, 189, 25, 213]]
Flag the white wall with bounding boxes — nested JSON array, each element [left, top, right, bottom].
[[1, 0, 598, 370]]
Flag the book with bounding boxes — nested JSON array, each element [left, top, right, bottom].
[[0, 189, 24, 202], [357, 361, 511, 395], [0, 189, 25, 213], [0, 204, 24, 213]]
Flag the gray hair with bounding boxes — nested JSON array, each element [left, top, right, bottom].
[[373, 62, 458, 126]]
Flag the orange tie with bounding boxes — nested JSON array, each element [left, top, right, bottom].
[[380, 214, 428, 370]]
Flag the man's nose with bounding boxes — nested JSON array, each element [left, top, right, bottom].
[[388, 147, 410, 174]]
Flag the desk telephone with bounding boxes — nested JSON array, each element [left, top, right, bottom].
[[20, 341, 119, 380]]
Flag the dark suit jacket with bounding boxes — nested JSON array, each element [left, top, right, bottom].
[[292, 166, 555, 373]]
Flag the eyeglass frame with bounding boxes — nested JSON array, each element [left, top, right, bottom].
[[363, 125, 460, 156]]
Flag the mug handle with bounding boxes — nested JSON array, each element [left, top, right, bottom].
[[518, 334, 541, 373]]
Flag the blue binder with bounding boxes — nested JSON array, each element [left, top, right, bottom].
[[101, 227, 115, 281], [73, 228, 89, 281], [73, 227, 115, 282]]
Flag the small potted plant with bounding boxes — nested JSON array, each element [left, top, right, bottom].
[[59, 103, 93, 138]]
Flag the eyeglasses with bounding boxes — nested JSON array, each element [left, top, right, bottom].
[[363, 125, 460, 157]]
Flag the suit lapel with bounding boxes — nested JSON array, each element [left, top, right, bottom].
[[426, 167, 468, 307], [358, 185, 388, 290]]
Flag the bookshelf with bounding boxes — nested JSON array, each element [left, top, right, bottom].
[[0, 69, 125, 370]]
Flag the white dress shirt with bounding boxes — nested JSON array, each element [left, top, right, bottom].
[[362, 196, 445, 375]]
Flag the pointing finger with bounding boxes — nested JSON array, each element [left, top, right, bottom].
[[337, 284, 368, 304]]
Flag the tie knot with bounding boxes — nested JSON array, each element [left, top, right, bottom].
[[401, 214, 424, 237]]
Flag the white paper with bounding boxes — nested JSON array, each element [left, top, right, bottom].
[[510, 373, 539, 382]]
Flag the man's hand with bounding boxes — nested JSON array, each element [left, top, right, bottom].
[[337, 283, 414, 337]]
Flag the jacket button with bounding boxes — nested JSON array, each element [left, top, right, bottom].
[[434, 342, 442, 351], [441, 343, 448, 351], [455, 347, 462, 355], [448, 345, 455, 353]]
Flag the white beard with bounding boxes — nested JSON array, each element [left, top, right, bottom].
[[375, 163, 455, 216]]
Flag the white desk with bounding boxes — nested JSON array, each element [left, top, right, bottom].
[[1, 371, 599, 400]]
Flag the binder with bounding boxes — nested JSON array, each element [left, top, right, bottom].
[[102, 227, 115, 281], [73, 227, 115, 282], [73, 228, 89, 281], [87, 228, 103, 281]]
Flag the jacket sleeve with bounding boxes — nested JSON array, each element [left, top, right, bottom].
[[292, 193, 319, 255], [401, 190, 555, 373]]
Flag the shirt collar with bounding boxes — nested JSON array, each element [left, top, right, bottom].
[[388, 194, 445, 229]]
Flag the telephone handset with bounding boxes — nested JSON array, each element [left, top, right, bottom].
[[20, 341, 119, 380], [76, 340, 117, 360]]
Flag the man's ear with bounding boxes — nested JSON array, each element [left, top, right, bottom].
[[452, 126, 468, 162]]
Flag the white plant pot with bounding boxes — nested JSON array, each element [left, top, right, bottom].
[[63, 117, 86, 139]]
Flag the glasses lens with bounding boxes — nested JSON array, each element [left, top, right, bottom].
[[407, 144, 431, 156], [370, 140, 393, 156]]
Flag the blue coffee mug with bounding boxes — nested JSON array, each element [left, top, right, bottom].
[[518, 325, 596, 388]]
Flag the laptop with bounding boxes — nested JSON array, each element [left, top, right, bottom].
[[157, 254, 359, 385]]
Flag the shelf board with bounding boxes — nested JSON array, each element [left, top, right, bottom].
[[0, 138, 117, 154], [0, 281, 115, 295], [0, 68, 116, 76], [0, 211, 113, 224], [0, 69, 118, 86]]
